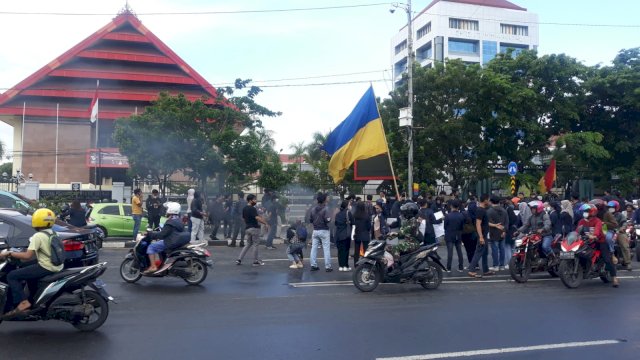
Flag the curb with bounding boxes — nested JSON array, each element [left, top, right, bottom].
[[102, 238, 285, 249]]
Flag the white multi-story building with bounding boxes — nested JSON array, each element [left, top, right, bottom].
[[391, 0, 539, 86]]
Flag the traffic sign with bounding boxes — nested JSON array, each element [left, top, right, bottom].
[[510, 176, 516, 196], [508, 162, 518, 176]]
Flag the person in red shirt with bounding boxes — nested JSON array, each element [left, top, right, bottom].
[[576, 204, 618, 287]]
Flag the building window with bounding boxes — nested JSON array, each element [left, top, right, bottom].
[[395, 40, 407, 55], [394, 58, 407, 76], [449, 18, 479, 31], [500, 43, 528, 57], [482, 40, 497, 65], [416, 42, 433, 62], [501, 24, 528, 36], [448, 38, 479, 55], [417, 22, 431, 39]]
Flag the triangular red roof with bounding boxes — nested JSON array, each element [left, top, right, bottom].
[[0, 10, 229, 119]]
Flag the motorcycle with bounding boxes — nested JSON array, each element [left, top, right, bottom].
[[0, 246, 112, 331], [120, 233, 212, 285], [558, 231, 614, 289], [509, 233, 561, 283], [352, 234, 446, 292]]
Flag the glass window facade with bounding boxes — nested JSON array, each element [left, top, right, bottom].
[[416, 42, 433, 62], [395, 40, 407, 55], [482, 41, 497, 65], [448, 38, 479, 55], [500, 43, 528, 57]]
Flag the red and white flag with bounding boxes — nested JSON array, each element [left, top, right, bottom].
[[89, 80, 99, 123]]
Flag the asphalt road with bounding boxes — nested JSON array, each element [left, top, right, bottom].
[[1, 245, 639, 360]]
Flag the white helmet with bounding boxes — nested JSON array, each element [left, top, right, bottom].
[[164, 202, 181, 215]]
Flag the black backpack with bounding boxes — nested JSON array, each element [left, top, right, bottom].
[[43, 230, 66, 266]]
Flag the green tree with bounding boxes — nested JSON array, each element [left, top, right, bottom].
[[289, 141, 306, 172], [0, 162, 12, 176]]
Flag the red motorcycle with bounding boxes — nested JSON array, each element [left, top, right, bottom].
[[509, 233, 561, 283], [558, 232, 613, 289]]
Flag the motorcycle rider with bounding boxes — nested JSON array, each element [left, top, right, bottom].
[[393, 202, 422, 256], [577, 204, 619, 287], [0, 208, 63, 317], [142, 202, 190, 274], [609, 200, 631, 271], [601, 200, 619, 263], [517, 200, 553, 257]]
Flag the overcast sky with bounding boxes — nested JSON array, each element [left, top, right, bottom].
[[1, 0, 639, 165]]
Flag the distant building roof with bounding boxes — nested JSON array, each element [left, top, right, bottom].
[[421, 0, 527, 15]]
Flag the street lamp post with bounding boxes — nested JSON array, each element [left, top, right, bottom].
[[393, 1, 414, 196]]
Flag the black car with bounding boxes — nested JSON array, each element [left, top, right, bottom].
[[0, 208, 99, 268]]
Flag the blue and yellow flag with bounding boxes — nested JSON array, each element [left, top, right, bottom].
[[323, 86, 390, 183]]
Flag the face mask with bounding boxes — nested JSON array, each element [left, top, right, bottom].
[[583, 212, 589, 219], [608, 208, 615, 213]]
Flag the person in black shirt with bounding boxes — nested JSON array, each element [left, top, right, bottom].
[[146, 189, 162, 229], [67, 200, 87, 227], [444, 200, 465, 272], [236, 194, 269, 266], [467, 194, 492, 278]]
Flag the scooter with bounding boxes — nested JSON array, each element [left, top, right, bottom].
[[352, 234, 445, 292], [0, 247, 112, 331], [119, 233, 212, 285]]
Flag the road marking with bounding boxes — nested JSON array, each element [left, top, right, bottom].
[[376, 339, 625, 360], [262, 257, 337, 262]]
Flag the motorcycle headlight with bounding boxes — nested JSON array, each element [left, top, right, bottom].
[[515, 239, 523, 247]]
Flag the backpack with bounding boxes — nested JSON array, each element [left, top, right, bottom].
[[43, 230, 66, 266]]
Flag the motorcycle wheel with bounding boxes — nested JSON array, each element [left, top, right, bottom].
[[420, 260, 443, 290], [72, 290, 109, 331], [120, 258, 142, 283], [183, 259, 208, 285], [509, 256, 531, 283], [559, 259, 583, 289], [352, 263, 379, 292]]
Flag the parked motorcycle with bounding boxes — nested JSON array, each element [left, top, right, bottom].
[[558, 232, 613, 289], [352, 234, 445, 292], [120, 234, 212, 285], [0, 247, 112, 331], [509, 233, 561, 283]]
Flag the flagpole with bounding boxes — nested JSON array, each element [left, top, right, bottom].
[[376, 104, 400, 199], [55, 103, 59, 188]]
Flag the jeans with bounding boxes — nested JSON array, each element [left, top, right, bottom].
[[541, 235, 553, 255], [231, 216, 246, 243], [605, 230, 616, 252], [190, 217, 205, 243], [503, 242, 513, 266], [310, 229, 331, 269], [446, 240, 464, 270], [336, 239, 351, 268], [7, 264, 54, 305], [147, 240, 166, 255], [490, 240, 505, 267], [238, 227, 261, 262], [468, 240, 489, 273], [287, 243, 305, 262], [132, 214, 142, 239], [266, 221, 278, 247]]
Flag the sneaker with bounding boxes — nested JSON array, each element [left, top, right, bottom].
[[338, 267, 344, 272], [345, 267, 352, 271], [504, 265, 509, 270], [310, 266, 319, 271], [235, 260, 241, 265], [445, 268, 452, 273], [489, 266, 499, 272], [296, 263, 304, 269], [289, 264, 299, 269], [458, 266, 464, 271], [266, 246, 277, 250], [498, 266, 505, 271], [325, 268, 333, 272], [252, 260, 265, 266]]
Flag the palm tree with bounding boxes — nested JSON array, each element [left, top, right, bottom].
[[288, 141, 306, 172]]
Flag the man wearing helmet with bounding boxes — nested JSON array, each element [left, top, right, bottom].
[[577, 204, 619, 287], [608, 200, 631, 270], [0, 208, 63, 316], [517, 200, 553, 257], [142, 202, 190, 274], [392, 202, 422, 256]]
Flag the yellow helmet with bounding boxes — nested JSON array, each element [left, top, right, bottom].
[[32, 208, 56, 229]]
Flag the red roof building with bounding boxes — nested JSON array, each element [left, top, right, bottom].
[[0, 9, 226, 187]]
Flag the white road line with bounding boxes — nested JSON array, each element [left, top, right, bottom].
[[376, 339, 624, 360]]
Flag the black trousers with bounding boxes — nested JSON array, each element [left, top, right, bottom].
[[461, 233, 477, 263], [353, 241, 369, 266], [210, 219, 222, 238], [599, 241, 617, 277], [148, 214, 161, 229], [336, 239, 351, 267], [7, 264, 54, 306], [446, 240, 464, 270]]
